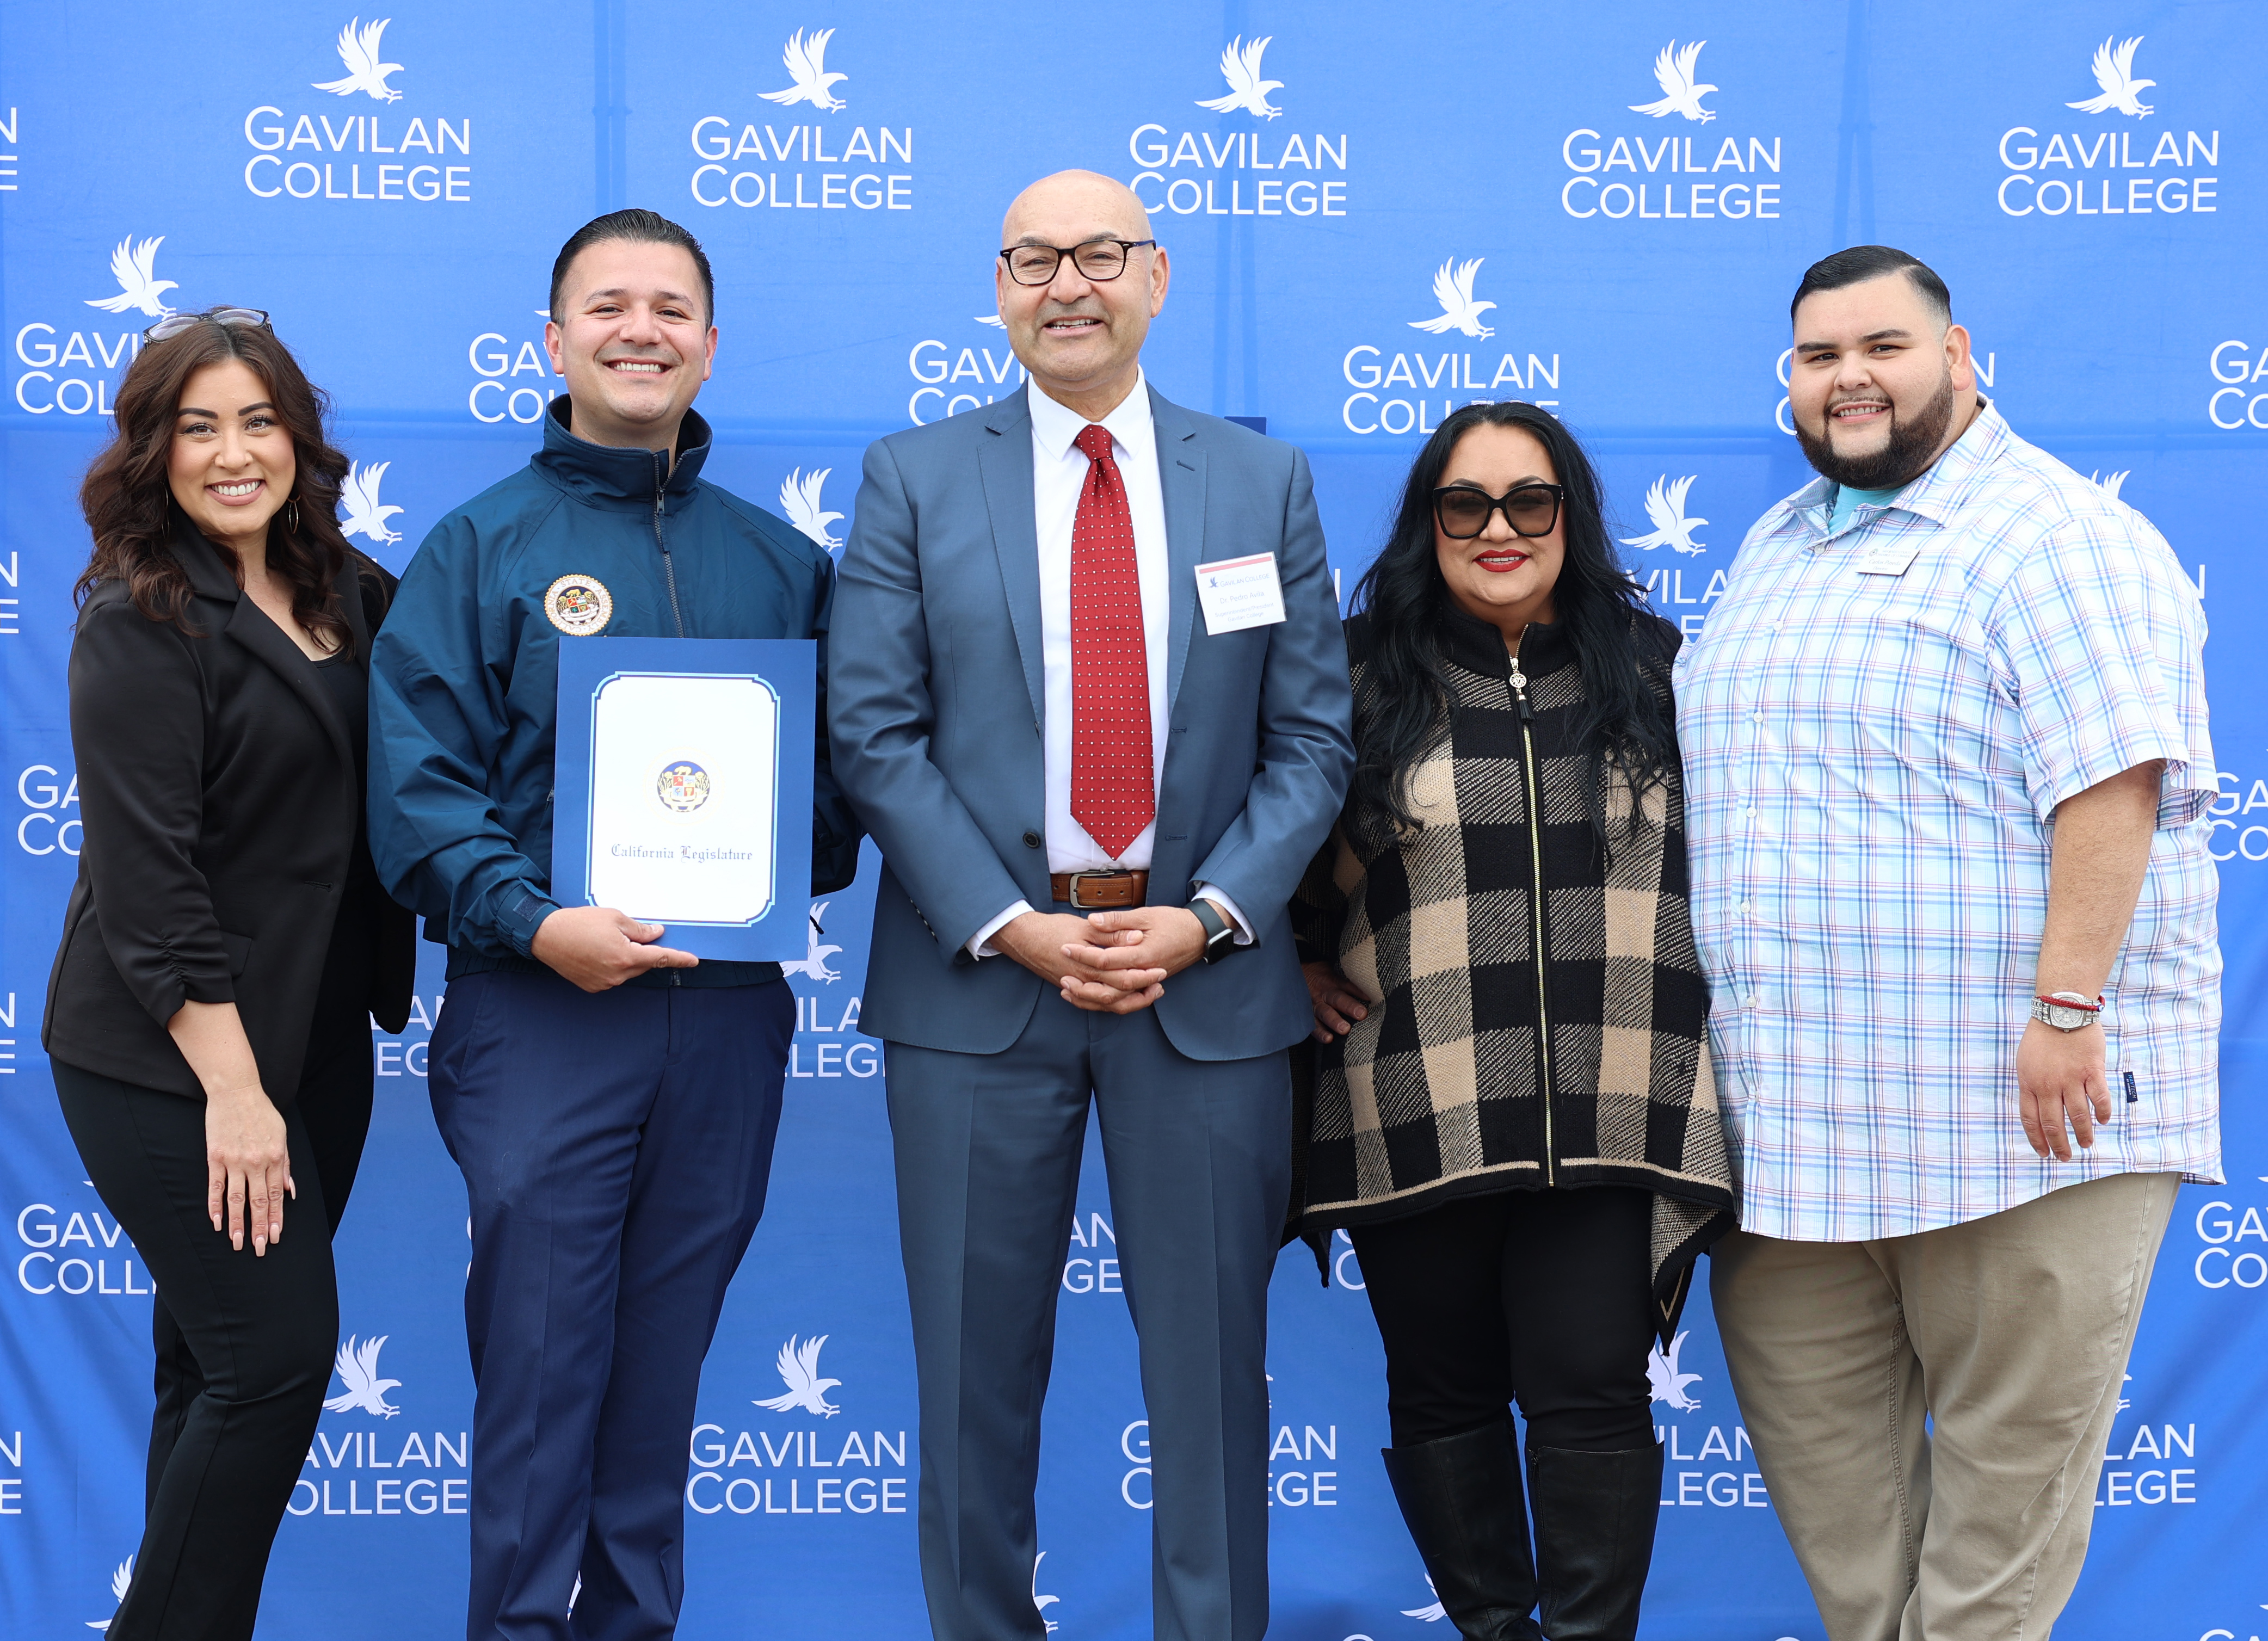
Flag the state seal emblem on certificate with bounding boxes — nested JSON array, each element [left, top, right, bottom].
[[550, 637, 817, 961]]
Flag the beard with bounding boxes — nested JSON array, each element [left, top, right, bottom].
[[1794, 372, 1958, 490]]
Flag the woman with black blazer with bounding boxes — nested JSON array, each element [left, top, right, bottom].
[[41, 307, 413, 1641]]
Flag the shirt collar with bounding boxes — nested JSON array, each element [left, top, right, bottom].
[[1028, 370, 1154, 465], [1881, 395, 2007, 526], [1768, 394, 2008, 541]]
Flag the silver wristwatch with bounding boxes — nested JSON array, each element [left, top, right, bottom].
[[2030, 990, 2103, 1032]]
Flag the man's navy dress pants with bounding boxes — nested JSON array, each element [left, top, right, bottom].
[[429, 967, 792, 1641]]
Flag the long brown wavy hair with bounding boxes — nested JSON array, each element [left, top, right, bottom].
[[76, 311, 354, 651]]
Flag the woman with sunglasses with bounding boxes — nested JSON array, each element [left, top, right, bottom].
[[42, 307, 412, 1639], [1291, 401, 1734, 1641]]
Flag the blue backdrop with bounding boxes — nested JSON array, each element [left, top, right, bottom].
[[2, 4, 2263, 1638]]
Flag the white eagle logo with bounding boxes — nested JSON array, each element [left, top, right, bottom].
[[1630, 40, 1717, 123], [2068, 36, 2155, 118], [1409, 258, 1496, 340], [85, 1557, 133, 1630], [340, 459, 405, 545], [2090, 470, 2130, 499], [1403, 1575, 1447, 1621], [777, 467, 843, 552], [1033, 1552, 1062, 1633], [976, 314, 1007, 329], [780, 902, 843, 983], [754, 1333, 842, 1417], [1647, 1330, 1703, 1412], [761, 28, 848, 113], [1620, 475, 1708, 556], [85, 236, 177, 319], [323, 1334, 404, 1418], [1197, 35, 1284, 121], [313, 17, 405, 104]]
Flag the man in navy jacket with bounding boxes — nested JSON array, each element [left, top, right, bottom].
[[369, 209, 858, 1641]]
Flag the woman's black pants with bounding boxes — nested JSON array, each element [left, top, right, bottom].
[[1350, 1186, 1657, 1452], [53, 1008, 373, 1641]]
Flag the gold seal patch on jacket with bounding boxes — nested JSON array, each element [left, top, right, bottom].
[[544, 574, 613, 636]]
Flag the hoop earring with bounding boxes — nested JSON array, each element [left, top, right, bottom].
[[284, 498, 300, 535]]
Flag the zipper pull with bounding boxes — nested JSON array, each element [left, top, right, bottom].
[[1508, 662, 1533, 722]]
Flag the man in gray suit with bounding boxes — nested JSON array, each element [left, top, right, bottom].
[[829, 170, 1354, 1641]]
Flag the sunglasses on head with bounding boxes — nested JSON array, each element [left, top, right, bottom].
[[144, 307, 271, 344]]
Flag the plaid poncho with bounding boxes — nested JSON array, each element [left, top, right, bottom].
[[1291, 602, 1735, 1334]]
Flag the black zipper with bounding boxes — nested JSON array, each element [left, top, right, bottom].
[[653, 447, 685, 639], [1509, 659, 1557, 1186]]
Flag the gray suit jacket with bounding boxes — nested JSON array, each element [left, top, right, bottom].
[[828, 385, 1353, 1060]]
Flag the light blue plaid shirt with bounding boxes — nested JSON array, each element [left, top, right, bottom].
[[1676, 403, 2222, 1242]]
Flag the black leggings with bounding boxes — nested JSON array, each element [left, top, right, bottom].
[[53, 987, 374, 1639], [1350, 1186, 1657, 1453]]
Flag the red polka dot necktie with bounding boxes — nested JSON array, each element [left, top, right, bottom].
[[1069, 423, 1154, 860]]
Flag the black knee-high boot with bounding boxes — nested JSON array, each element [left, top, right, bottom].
[[1523, 1444, 1663, 1641], [1380, 1421, 1546, 1641]]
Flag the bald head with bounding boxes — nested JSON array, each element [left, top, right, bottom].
[[1002, 169, 1154, 248], [993, 169, 1171, 422]]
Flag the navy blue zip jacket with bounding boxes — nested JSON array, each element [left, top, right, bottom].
[[368, 399, 860, 985]]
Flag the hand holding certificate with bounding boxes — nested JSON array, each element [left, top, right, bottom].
[[551, 637, 817, 963]]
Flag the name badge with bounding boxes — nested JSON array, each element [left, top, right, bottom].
[[1853, 543, 1919, 576], [1194, 552, 1287, 635]]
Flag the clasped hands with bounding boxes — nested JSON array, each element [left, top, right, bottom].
[[994, 907, 1209, 1014]]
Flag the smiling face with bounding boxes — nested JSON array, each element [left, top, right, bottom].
[[167, 357, 296, 559], [544, 238, 717, 452], [1433, 422, 1566, 641], [1789, 272, 1977, 490], [996, 170, 1169, 419]]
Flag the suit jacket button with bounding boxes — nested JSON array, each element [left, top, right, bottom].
[[1022, 830, 1041, 849]]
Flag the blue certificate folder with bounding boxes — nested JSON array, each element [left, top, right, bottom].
[[551, 637, 816, 962]]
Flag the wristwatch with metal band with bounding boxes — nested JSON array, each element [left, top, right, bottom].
[[1187, 897, 1236, 964], [2030, 990, 2105, 1032]]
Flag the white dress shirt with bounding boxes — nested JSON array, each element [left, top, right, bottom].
[[970, 375, 1248, 957]]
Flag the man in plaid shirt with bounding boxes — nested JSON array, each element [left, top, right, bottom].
[[1677, 245, 2220, 1641]]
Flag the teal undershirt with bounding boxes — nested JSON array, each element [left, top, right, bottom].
[[1829, 482, 1903, 534]]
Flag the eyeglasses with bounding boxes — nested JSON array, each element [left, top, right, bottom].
[[999, 239, 1157, 287], [1432, 483, 1565, 540], [144, 307, 271, 343]]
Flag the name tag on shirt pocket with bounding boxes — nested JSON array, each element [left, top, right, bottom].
[[1195, 553, 1287, 636], [1853, 542, 1920, 576]]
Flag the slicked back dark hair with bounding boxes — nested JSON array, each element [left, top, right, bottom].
[[1790, 244, 1951, 326], [550, 208, 715, 324]]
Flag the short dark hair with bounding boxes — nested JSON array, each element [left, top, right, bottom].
[[1789, 245, 1951, 326], [550, 208, 715, 324]]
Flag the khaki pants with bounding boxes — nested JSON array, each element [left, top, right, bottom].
[[1711, 1171, 2181, 1641]]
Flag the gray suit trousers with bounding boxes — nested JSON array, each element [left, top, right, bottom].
[[884, 986, 1290, 1641]]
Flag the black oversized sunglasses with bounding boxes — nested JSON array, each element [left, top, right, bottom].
[[1432, 483, 1564, 540]]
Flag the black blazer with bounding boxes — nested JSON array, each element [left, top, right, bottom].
[[44, 519, 414, 1100]]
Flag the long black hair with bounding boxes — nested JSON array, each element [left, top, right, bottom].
[[1345, 400, 1675, 844]]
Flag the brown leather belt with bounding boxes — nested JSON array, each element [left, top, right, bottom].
[[1050, 869, 1149, 910]]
